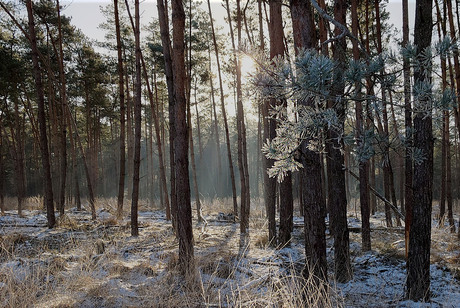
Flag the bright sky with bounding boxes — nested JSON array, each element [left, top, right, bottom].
[[61, 0, 416, 44], [60, 0, 227, 43]]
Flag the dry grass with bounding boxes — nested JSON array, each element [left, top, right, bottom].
[[0, 199, 341, 308], [3, 196, 460, 307]]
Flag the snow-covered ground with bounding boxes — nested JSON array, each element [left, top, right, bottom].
[[1, 204, 459, 307]]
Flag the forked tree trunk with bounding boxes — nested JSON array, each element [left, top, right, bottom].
[[26, 0, 56, 228]]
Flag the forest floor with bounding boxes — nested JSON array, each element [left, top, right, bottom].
[[0, 197, 460, 307]]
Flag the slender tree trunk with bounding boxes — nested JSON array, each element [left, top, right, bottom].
[[10, 99, 26, 217], [209, 0, 238, 219], [172, 0, 194, 274], [187, 89, 203, 222], [126, 73, 134, 200], [151, 69, 170, 218], [290, 0, 327, 283], [26, 0, 56, 228], [114, 0, 126, 220], [375, 0, 394, 228], [125, 0, 171, 221], [446, 114, 455, 232], [402, 0, 413, 258], [352, 0, 371, 252], [233, 0, 251, 237], [258, 0, 276, 238], [208, 47, 222, 182], [157, 0, 177, 228], [328, 0, 352, 283], [406, 0, 433, 300], [269, 0, 292, 248], [0, 134, 4, 215], [68, 117, 81, 211], [130, 0, 141, 237], [55, 0, 67, 216]]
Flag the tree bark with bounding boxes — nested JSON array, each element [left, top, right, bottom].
[[352, 0, 371, 252], [328, 0, 352, 283], [26, 0, 56, 228], [172, 0, 194, 274], [402, 0, 413, 258], [232, 0, 251, 237], [214, 0, 237, 220], [114, 0, 126, 220], [56, 0, 67, 216], [269, 0, 292, 248], [187, 88, 203, 222], [406, 0, 433, 301], [130, 0, 141, 237], [0, 134, 4, 215], [290, 0, 327, 283], [157, 0, 177, 227]]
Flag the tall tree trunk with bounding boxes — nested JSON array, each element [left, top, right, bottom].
[[10, 99, 26, 217], [328, 0, 352, 283], [402, 0, 413, 258], [208, 47, 222, 183], [436, 0, 447, 225], [114, 0, 126, 220], [442, 5, 456, 233], [26, 0, 56, 228], [233, 0, 251, 237], [126, 73, 134, 200], [446, 114, 455, 232], [172, 0, 194, 274], [0, 134, 4, 215], [352, 0, 371, 252], [151, 69, 171, 218], [130, 0, 141, 237], [68, 116, 81, 211], [187, 89, 203, 222], [125, 0, 171, 222], [56, 0, 67, 216], [290, 0, 327, 283], [375, 0, 393, 228], [406, 0, 433, 301], [212, 0, 238, 220], [157, 0, 177, 227], [269, 0, 293, 248]]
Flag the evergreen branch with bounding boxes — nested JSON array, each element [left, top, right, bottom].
[[309, 0, 368, 56]]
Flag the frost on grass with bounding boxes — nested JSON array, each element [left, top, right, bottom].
[[0, 199, 460, 307]]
